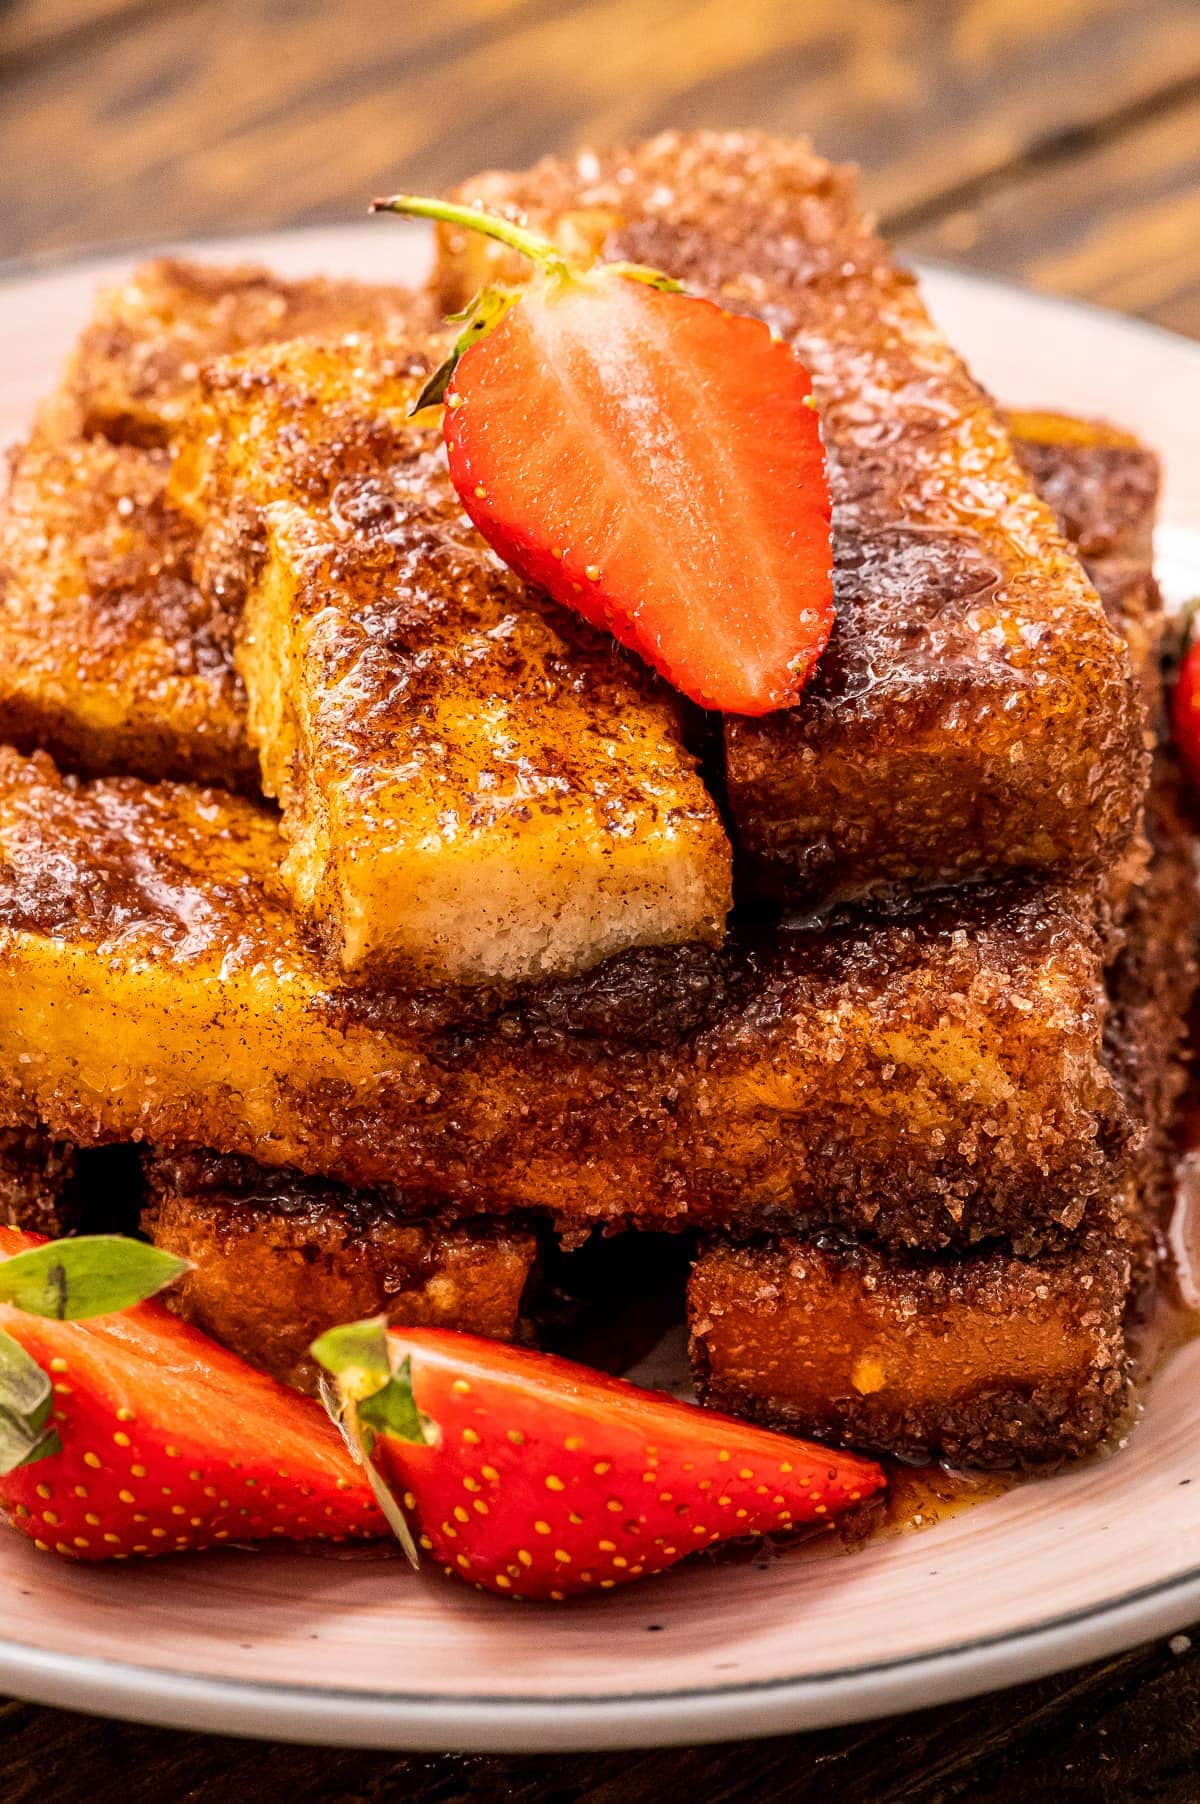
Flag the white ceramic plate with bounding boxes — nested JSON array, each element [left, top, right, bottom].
[[1, 227, 1199, 1753]]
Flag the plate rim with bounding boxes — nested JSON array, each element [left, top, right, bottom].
[[2, 1562, 1199, 1750], [1, 230, 1199, 1750]]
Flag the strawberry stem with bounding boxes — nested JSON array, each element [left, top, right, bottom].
[[372, 194, 572, 279], [312, 1321, 431, 1569]]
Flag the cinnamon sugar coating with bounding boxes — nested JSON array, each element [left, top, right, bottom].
[[0, 430, 255, 788], [0, 1128, 76, 1237], [689, 759, 1200, 1465], [0, 255, 420, 792], [0, 745, 1129, 1245], [142, 1150, 536, 1392], [690, 1229, 1136, 1469], [171, 332, 731, 985], [1007, 410, 1159, 566], [61, 257, 429, 447]]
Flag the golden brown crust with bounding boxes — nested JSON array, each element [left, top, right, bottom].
[[689, 759, 1200, 1465], [688, 1230, 1133, 1468], [442, 132, 1147, 905], [62, 257, 431, 447], [172, 331, 731, 986], [0, 431, 256, 788], [142, 1151, 536, 1391], [0, 746, 1130, 1246]]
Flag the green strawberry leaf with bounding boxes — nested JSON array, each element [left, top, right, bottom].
[[412, 285, 521, 414], [357, 1355, 427, 1447], [308, 1313, 431, 1435], [310, 1322, 430, 1449], [0, 1326, 52, 1418], [0, 1328, 61, 1476], [312, 1322, 434, 1569], [0, 1236, 188, 1321], [311, 1316, 392, 1385], [605, 261, 686, 294]]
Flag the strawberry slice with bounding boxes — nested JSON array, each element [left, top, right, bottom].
[[1172, 617, 1200, 792], [0, 1228, 383, 1560], [314, 1322, 883, 1600], [376, 195, 834, 716]]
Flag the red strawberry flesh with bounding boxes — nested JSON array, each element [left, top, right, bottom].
[[0, 1226, 383, 1560], [371, 1329, 883, 1600], [1173, 637, 1200, 792], [444, 275, 834, 715]]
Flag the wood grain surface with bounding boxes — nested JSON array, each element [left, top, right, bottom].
[[1, 0, 1199, 1796], [1, 0, 1200, 330], [3, 1630, 1200, 1802]]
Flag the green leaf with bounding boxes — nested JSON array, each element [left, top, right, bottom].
[[412, 351, 458, 413], [310, 1322, 428, 1450], [0, 1327, 51, 1418], [0, 1236, 188, 1321], [357, 1356, 428, 1448], [605, 261, 687, 294], [0, 1418, 61, 1477], [410, 285, 521, 416], [0, 1328, 60, 1476], [311, 1317, 391, 1385]]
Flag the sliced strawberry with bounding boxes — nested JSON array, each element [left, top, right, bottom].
[[0, 1227, 383, 1560], [376, 195, 834, 716], [314, 1323, 883, 1600], [1172, 626, 1200, 792]]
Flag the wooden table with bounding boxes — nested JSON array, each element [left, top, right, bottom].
[[2, 0, 1199, 1794]]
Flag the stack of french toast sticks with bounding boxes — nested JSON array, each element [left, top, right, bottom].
[[0, 132, 1194, 1469]]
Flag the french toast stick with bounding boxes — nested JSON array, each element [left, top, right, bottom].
[[170, 333, 732, 986], [58, 257, 429, 448], [0, 431, 256, 789], [1008, 410, 1160, 568], [0, 254, 423, 790], [142, 1152, 536, 1392], [1010, 410, 1165, 724], [0, 260, 424, 790], [688, 762, 1199, 1466], [438, 132, 1146, 905], [689, 1228, 1135, 1468], [0, 744, 1130, 1246]]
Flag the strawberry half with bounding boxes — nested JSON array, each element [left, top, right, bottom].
[[0, 1227, 383, 1560], [1172, 615, 1200, 792], [314, 1322, 883, 1600], [375, 195, 834, 716]]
